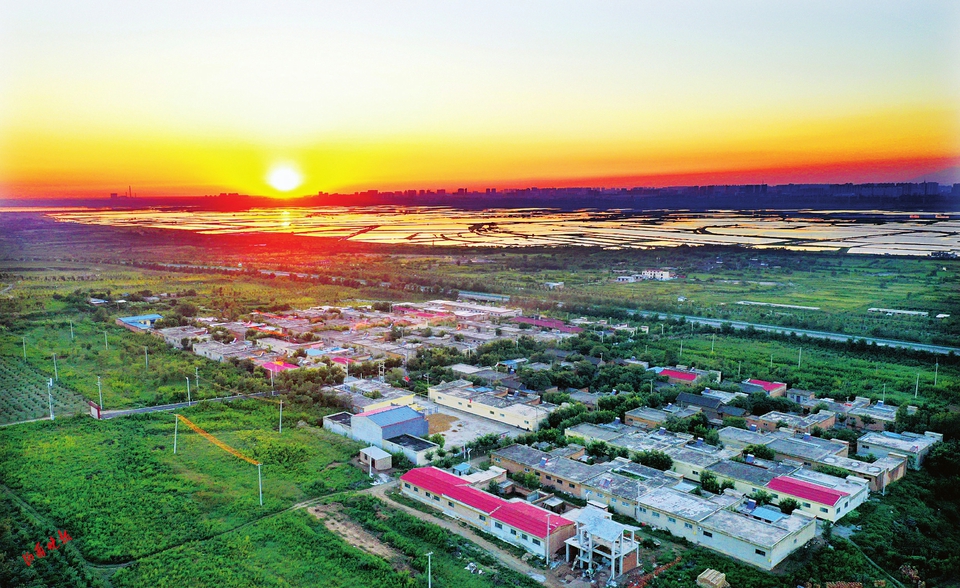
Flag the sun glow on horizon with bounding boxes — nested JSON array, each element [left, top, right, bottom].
[[266, 165, 303, 193], [0, 1, 958, 198]]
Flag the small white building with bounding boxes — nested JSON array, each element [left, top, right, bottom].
[[640, 269, 675, 281], [359, 446, 392, 471]]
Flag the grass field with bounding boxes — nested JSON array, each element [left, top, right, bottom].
[[0, 400, 365, 564], [110, 510, 414, 588], [107, 495, 549, 588]]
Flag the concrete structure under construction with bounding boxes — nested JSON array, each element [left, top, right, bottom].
[[565, 506, 641, 577]]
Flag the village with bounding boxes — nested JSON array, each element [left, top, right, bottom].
[[104, 291, 945, 587]]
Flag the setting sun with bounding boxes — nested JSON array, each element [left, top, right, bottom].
[[266, 165, 303, 193]]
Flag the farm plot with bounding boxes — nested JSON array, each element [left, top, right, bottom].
[[0, 355, 90, 425]]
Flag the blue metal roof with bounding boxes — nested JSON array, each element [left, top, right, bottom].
[[119, 314, 164, 323], [360, 406, 423, 428], [751, 506, 785, 523]]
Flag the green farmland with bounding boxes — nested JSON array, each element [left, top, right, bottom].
[[0, 401, 364, 564]]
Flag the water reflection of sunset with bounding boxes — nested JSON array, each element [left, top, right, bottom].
[[44, 207, 960, 256]]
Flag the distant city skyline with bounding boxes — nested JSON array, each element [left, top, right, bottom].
[[1, 1, 958, 199]]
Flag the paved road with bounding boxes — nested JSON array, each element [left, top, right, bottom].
[[631, 310, 960, 355], [101, 392, 271, 419], [365, 481, 559, 588]]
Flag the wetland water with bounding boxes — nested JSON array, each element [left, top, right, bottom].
[[26, 207, 960, 255]]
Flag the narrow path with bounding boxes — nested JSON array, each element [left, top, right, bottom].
[[100, 391, 270, 419], [364, 481, 561, 588]]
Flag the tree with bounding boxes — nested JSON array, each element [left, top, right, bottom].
[[633, 450, 673, 471], [700, 470, 721, 494], [428, 434, 445, 449], [743, 443, 775, 460], [751, 489, 774, 506], [779, 497, 801, 514]]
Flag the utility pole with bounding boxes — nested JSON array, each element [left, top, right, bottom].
[[915, 372, 920, 399], [882, 383, 885, 403], [144, 347, 149, 369], [69, 320, 74, 340], [195, 366, 199, 394], [173, 415, 179, 453], [797, 347, 802, 369], [711, 333, 715, 353], [104, 331, 109, 351], [97, 376, 103, 410], [769, 354, 773, 369], [546, 512, 552, 566], [258, 463, 263, 506], [186, 377, 192, 405], [934, 361, 939, 387], [660, 323, 664, 336], [279, 399, 283, 433], [47, 379, 55, 421], [738, 361, 742, 377], [53, 353, 58, 381], [426, 552, 434, 588], [22, 337, 27, 360], [270, 370, 275, 395], [679, 341, 683, 361]]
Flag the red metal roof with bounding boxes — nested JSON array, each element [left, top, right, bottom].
[[445, 485, 506, 514], [747, 379, 786, 392], [401, 468, 572, 536], [491, 500, 573, 539], [661, 369, 697, 382], [400, 467, 463, 496], [766, 476, 848, 507]]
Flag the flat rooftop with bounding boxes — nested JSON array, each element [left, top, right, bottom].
[[701, 509, 811, 549], [767, 437, 841, 462], [637, 487, 722, 521], [667, 447, 730, 468], [324, 411, 353, 425], [541, 457, 619, 484], [859, 431, 941, 452], [707, 459, 798, 487], [819, 454, 902, 476], [565, 422, 630, 442], [493, 444, 550, 467], [718, 426, 771, 447], [386, 434, 436, 452]]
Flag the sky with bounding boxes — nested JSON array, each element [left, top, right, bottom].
[[1, 1, 959, 199]]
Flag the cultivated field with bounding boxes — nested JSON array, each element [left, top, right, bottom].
[[0, 355, 90, 425]]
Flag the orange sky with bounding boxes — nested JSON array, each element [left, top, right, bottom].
[[1, 2, 959, 199]]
